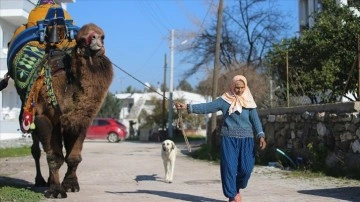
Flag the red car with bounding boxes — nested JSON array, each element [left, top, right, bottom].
[[86, 118, 127, 143]]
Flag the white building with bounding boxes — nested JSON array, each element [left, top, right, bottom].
[[0, 0, 75, 138], [299, 0, 360, 31]]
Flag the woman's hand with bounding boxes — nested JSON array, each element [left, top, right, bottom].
[[3, 72, 10, 81], [174, 102, 186, 110], [259, 137, 266, 150]]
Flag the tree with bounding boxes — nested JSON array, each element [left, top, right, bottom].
[[138, 97, 206, 133], [181, 0, 288, 80], [145, 97, 167, 128], [177, 80, 193, 92], [196, 64, 269, 108], [124, 86, 135, 93], [97, 92, 122, 118], [160, 83, 168, 92], [348, 0, 360, 8], [224, 0, 288, 67], [266, 0, 360, 103], [124, 85, 143, 93]]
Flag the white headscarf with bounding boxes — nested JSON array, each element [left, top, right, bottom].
[[221, 75, 257, 114]]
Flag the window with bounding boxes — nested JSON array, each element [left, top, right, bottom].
[[98, 119, 109, 126]]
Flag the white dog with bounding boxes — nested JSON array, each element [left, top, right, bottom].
[[161, 139, 177, 183]]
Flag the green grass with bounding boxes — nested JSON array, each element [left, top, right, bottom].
[[172, 135, 206, 143], [0, 146, 31, 158], [170, 135, 222, 161], [0, 147, 43, 201], [281, 169, 360, 186], [0, 186, 43, 202], [283, 170, 326, 179]]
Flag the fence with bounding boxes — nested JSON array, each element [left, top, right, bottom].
[[257, 101, 360, 177]]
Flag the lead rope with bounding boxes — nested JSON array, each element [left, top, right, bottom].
[[177, 109, 191, 152]]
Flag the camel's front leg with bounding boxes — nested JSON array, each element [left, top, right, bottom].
[[61, 132, 85, 192]]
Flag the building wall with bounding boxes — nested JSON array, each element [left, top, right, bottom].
[[298, 0, 322, 30], [298, 0, 360, 31], [0, 19, 22, 119]]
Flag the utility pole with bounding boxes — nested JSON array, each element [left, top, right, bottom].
[[270, 79, 273, 108], [168, 29, 175, 138], [209, 0, 224, 147], [162, 54, 167, 133], [286, 50, 290, 107]]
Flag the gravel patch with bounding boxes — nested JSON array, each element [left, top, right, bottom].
[[0, 137, 33, 149]]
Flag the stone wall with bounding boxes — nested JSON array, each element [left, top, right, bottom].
[[257, 102, 360, 177]]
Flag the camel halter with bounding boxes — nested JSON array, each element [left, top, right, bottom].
[[176, 109, 191, 152]]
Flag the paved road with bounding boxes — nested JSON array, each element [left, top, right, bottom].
[[1, 140, 359, 202]]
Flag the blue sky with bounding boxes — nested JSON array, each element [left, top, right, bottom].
[[67, 0, 299, 93]]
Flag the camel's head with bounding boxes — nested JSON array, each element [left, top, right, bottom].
[[76, 23, 105, 57]]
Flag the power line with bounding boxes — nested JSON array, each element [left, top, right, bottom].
[[139, 0, 171, 32], [152, 0, 173, 30], [135, 1, 168, 36], [112, 61, 168, 99], [135, 39, 165, 73], [199, 0, 214, 31]]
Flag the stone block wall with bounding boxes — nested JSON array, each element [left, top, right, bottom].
[[257, 102, 360, 177]]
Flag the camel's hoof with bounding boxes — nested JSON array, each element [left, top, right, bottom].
[[62, 178, 80, 192], [44, 185, 67, 198]]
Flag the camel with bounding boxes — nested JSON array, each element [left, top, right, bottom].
[[7, 2, 113, 198]]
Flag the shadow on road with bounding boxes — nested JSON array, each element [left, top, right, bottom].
[[298, 186, 360, 201], [134, 174, 162, 183], [106, 189, 224, 202]]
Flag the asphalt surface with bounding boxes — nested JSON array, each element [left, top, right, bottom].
[[0, 140, 359, 202]]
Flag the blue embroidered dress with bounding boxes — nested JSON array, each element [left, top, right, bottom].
[[187, 97, 265, 200]]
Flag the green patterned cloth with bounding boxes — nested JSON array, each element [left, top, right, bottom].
[[12, 44, 45, 100]]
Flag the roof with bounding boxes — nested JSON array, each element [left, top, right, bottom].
[[115, 90, 208, 104]]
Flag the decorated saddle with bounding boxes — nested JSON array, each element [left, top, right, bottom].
[[7, 0, 79, 132]]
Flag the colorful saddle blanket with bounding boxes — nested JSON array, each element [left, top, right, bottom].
[[12, 43, 45, 95], [7, 2, 79, 100]]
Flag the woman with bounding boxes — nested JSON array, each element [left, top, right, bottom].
[[0, 72, 10, 91], [175, 75, 266, 202]]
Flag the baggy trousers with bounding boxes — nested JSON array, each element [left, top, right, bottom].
[[220, 136, 255, 199]]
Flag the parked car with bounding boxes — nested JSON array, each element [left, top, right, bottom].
[[86, 118, 127, 143]]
